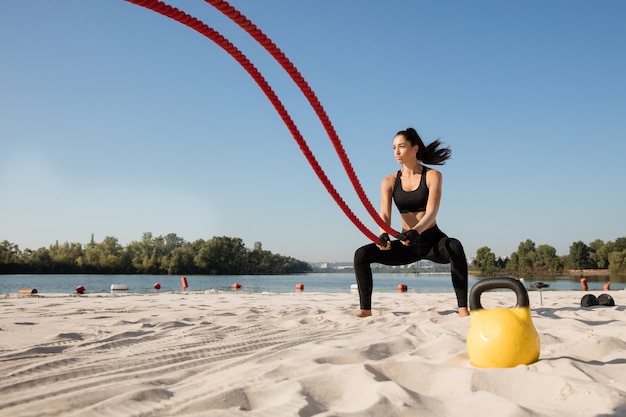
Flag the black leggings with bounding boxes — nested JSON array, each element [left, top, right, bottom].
[[353, 225, 468, 310]]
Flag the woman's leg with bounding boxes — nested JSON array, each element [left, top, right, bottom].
[[354, 241, 420, 311], [425, 236, 469, 310]]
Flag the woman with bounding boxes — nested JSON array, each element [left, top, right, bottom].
[[354, 128, 469, 317]]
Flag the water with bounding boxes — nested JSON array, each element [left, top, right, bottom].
[[1, 273, 465, 295], [0, 273, 621, 295]]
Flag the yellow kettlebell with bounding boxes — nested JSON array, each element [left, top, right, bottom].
[[467, 277, 540, 368]]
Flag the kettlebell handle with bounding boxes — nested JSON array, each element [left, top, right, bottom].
[[469, 277, 529, 311]]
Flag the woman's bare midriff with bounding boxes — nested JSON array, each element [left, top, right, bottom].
[[400, 211, 426, 231]]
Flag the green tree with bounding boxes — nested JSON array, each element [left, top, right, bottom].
[[609, 249, 626, 274], [166, 245, 196, 275], [164, 233, 185, 252], [1, 233, 311, 275], [473, 246, 497, 274], [28, 247, 53, 273], [534, 244, 563, 273], [0, 240, 21, 264], [509, 239, 536, 274], [589, 239, 610, 268], [82, 244, 101, 271], [97, 236, 127, 272], [194, 236, 248, 274], [129, 232, 161, 273], [614, 237, 626, 250], [0, 241, 24, 273], [495, 256, 509, 269], [48, 241, 83, 272], [568, 241, 593, 270]]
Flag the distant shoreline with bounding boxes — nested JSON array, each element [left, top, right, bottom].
[[467, 268, 615, 278], [565, 268, 611, 277]]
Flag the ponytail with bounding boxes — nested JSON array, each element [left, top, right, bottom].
[[396, 128, 451, 165]]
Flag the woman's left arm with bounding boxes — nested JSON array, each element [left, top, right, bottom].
[[415, 169, 442, 234]]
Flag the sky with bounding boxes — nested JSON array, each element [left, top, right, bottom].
[[1, 1, 625, 263]]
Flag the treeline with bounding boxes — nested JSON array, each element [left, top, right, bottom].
[[0, 233, 312, 275], [473, 237, 626, 275]]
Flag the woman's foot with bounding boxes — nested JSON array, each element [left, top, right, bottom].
[[458, 307, 469, 317], [355, 309, 372, 318]]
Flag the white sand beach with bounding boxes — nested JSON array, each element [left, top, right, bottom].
[[1, 289, 625, 416]]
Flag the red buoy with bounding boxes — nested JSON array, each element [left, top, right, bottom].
[[231, 283, 242, 290], [604, 281, 611, 291], [295, 283, 304, 291], [181, 277, 188, 291], [397, 284, 408, 292], [153, 283, 161, 290], [75, 285, 85, 294], [580, 278, 588, 291]]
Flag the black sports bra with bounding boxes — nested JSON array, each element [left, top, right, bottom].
[[392, 168, 429, 213]]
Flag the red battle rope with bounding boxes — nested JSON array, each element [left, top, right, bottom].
[[125, 0, 399, 242], [204, 0, 398, 239]]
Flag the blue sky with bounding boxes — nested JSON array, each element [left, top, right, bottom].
[[1, 1, 624, 263]]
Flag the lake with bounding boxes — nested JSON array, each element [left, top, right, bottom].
[[0, 273, 621, 295]]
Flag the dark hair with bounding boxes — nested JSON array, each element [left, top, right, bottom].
[[396, 127, 451, 165]]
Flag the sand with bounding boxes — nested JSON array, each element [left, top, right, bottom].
[[1, 289, 625, 417]]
